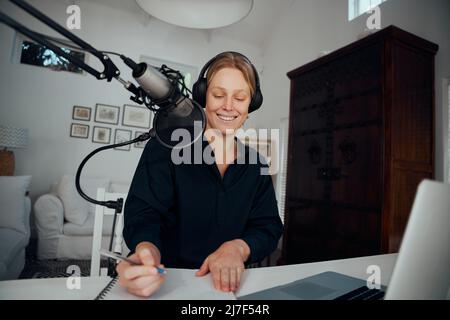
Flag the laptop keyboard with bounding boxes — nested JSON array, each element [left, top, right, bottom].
[[334, 286, 385, 300]]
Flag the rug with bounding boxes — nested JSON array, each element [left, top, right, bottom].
[[20, 258, 110, 279]]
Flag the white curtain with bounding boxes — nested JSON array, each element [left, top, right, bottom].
[[276, 117, 289, 224]]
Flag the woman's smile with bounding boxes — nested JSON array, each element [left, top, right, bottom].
[[216, 113, 239, 123]]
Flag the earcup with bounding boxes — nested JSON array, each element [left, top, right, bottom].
[[249, 89, 263, 113], [192, 78, 207, 108]]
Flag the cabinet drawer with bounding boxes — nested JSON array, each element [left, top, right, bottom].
[[292, 71, 328, 110], [334, 92, 382, 127], [291, 106, 326, 134], [285, 203, 381, 242], [292, 92, 382, 134], [333, 43, 382, 99]]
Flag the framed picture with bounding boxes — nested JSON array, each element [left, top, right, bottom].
[[240, 136, 277, 175], [70, 123, 89, 139], [122, 104, 152, 129], [134, 131, 148, 149], [92, 126, 111, 144], [95, 103, 120, 125], [72, 106, 91, 121], [114, 129, 132, 151]]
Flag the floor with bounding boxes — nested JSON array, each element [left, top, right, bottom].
[[19, 238, 108, 279]]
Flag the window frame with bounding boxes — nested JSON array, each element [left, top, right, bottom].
[[11, 32, 88, 76], [348, 0, 388, 21]]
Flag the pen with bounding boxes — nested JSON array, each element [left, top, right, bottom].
[[99, 249, 167, 274]]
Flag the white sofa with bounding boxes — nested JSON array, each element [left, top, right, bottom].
[[0, 176, 32, 280], [34, 175, 130, 260]]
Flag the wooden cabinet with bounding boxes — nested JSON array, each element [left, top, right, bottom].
[[281, 26, 438, 265]]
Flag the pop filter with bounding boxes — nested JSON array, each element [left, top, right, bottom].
[[153, 95, 206, 149]]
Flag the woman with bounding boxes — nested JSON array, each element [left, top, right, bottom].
[[117, 52, 283, 297]]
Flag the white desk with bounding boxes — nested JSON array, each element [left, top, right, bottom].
[[236, 253, 397, 297], [0, 254, 397, 300]]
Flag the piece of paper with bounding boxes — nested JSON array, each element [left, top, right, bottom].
[[100, 268, 236, 300]]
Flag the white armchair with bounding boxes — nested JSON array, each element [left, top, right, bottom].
[[33, 175, 130, 260], [0, 176, 32, 280]]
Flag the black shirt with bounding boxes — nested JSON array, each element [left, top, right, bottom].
[[123, 135, 283, 269]]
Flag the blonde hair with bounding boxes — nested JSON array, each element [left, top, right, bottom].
[[206, 52, 256, 96]]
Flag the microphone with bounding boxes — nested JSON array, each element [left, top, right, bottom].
[[121, 55, 206, 149]]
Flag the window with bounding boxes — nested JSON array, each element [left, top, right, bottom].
[[20, 40, 86, 74], [348, 0, 388, 21]]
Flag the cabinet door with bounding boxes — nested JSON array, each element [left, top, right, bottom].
[[284, 203, 331, 264], [328, 206, 381, 260], [331, 125, 383, 208], [284, 202, 381, 264], [288, 133, 328, 202]]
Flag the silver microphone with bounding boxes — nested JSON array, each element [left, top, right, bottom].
[[121, 56, 206, 149], [133, 63, 172, 100]]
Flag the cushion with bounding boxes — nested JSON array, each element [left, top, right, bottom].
[[0, 262, 6, 280], [0, 227, 29, 265], [57, 175, 109, 226], [109, 182, 130, 194], [63, 213, 115, 236], [0, 176, 31, 234]]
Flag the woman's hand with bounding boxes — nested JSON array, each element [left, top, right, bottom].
[[116, 241, 165, 297], [195, 239, 250, 292]]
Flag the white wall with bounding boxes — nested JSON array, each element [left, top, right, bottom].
[[260, 0, 450, 181], [1, 0, 448, 202], [0, 0, 264, 201]]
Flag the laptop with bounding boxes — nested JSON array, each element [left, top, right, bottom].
[[239, 180, 450, 300]]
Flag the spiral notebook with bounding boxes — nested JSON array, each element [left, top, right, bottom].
[[95, 268, 236, 300]]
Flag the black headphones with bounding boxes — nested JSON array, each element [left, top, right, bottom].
[[192, 51, 263, 113]]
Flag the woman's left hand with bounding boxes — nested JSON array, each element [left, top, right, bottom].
[[195, 239, 250, 292]]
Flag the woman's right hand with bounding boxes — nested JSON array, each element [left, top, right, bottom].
[[116, 242, 165, 297]]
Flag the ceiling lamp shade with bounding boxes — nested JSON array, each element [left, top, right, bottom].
[[135, 0, 254, 29]]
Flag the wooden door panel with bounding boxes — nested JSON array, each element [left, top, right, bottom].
[[330, 207, 381, 245], [333, 43, 381, 99], [391, 42, 434, 165], [283, 205, 330, 264], [290, 133, 328, 201], [331, 125, 382, 207]]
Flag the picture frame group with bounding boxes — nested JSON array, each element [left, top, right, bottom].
[[69, 104, 151, 151]]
